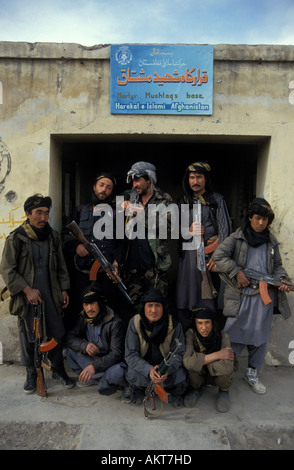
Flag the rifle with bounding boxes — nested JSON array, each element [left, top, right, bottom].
[[66, 221, 133, 305], [243, 268, 294, 306], [194, 201, 218, 299], [33, 303, 58, 397], [143, 338, 182, 419]]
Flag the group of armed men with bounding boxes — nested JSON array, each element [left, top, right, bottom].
[[1, 160, 292, 413]]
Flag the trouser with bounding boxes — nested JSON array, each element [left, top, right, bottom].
[[18, 317, 64, 372], [188, 366, 233, 391], [66, 349, 127, 395], [231, 342, 267, 370]]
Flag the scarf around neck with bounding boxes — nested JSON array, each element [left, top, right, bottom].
[[241, 216, 270, 247], [20, 220, 52, 241], [194, 323, 222, 354]]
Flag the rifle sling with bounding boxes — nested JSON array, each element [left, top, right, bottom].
[[143, 395, 164, 419], [218, 273, 260, 298]]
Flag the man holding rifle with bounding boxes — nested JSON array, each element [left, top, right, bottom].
[[0, 194, 73, 394], [176, 161, 232, 332], [212, 198, 292, 394], [62, 171, 126, 325], [122, 288, 187, 407]]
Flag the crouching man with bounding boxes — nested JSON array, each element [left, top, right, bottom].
[[65, 287, 126, 395], [183, 307, 235, 412], [122, 288, 187, 406]]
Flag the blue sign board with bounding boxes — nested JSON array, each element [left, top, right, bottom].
[[110, 44, 213, 115]]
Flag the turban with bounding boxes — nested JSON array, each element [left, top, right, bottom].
[[81, 288, 101, 304], [187, 161, 211, 175], [95, 171, 117, 187], [141, 288, 166, 306], [247, 198, 274, 223], [192, 306, 217, 320], [126, 161, 157, 187], [24, 194, 52, 212]]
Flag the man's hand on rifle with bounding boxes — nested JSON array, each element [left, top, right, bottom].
[[76, 243, 90, 257], [79, 364, 95, 384], [189, 221, 204, 236], [278, 284, 291, 293], [206, 258, 216, 271], [85, 342, 100, 357], [23, 286, 42, 305], [149, 366, 168, 384], [236, 270, 251, 288]]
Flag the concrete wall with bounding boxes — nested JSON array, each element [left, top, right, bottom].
[[0, 42, 293, 365]]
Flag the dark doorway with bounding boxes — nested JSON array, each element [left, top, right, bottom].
[[61, 139, 258, 287], [62, 140, 258, 231]]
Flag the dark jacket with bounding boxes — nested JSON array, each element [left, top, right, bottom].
[[0, 228, 70, 318], [62, 202, 125, 271], [124, 314, 185, 379], [65, 306, 124, 373]]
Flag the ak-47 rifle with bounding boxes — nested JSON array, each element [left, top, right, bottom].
[[33, 303, 58, 397], [143, 338, 182, 419], [242, 268, 294, 306], [66, 221, 133, 305], [194, 201, 218, 299]]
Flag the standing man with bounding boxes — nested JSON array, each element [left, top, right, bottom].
[[122, 161, 173, 305], [0, 194, 73, 394], [176, 161, 232, 331], [62, 171, 125, 325], [212, 198, 291, 394], [65, 286, 126, 395]]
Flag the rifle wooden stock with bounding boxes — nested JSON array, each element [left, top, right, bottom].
[[36, 367, 47, 397], [33, 317, 43, 339], [33, 304, 57, 397], [66, 220, 88, 245], [281, 279, 294, 291]]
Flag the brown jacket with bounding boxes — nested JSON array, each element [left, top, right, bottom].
[[183, 329, 234, 378]]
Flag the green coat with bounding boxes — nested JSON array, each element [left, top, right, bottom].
[[0, 228, 70, 318], [124, 188, 173, 272]]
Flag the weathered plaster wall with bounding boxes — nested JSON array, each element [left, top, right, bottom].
[[0, 42, 293, 365]]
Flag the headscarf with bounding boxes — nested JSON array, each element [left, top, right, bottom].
[[138, 288, 173, 365], [126, 161, 157, 189], [81, 285, 108, 325], [191, 306, 222, 354], [241, 197, 274, 247], [94, 171, 117, 187], [138, 289, 170, 343], [24, 193, 52, 213]]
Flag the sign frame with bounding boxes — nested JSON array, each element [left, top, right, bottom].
[[110, 44, 214, 116]]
